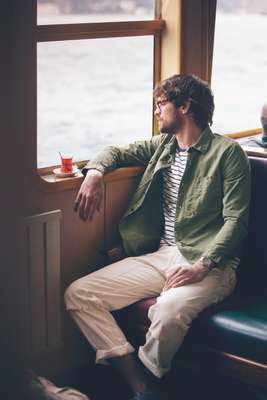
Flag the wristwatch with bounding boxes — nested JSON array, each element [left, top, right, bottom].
[[199, 256, 217, 270]]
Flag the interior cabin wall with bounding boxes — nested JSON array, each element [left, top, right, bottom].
[[6, 0, 217, 374], [24, 174, 142, 376], [1, 1, 21, 371]]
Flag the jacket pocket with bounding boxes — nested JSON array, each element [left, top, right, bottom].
[[185, 175, 222, 216]]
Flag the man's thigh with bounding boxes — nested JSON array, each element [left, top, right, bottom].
[[150, 265, 236, 319], [69, 252, 166, 311]]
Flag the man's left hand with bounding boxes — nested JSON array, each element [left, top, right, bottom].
[[163, 260, 210, 291]]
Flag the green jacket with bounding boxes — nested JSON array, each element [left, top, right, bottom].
[[84, 126, 251, 267]]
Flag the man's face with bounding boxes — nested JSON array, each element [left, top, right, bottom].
[[261, 105, 267, 135], [154, 97, 182, 134]]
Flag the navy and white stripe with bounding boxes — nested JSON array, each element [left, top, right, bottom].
[[160, 147, 188, 246]]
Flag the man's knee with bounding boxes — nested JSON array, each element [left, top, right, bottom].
[[148, 297, 193, 340], [64, 277, 101, 311], [64, 279, 83, 310]]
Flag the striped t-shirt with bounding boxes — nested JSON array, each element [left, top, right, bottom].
[[160, 147, 188, 246]]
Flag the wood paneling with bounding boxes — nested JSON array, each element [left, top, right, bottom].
[[180, 0, 217, 83], [104, 176, 142, 251], [21, 211, 62, 356], [38, 20, 165, 42]]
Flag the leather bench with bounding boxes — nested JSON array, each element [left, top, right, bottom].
[[114, 156, 267, 389]]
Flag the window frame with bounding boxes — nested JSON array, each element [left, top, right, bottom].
[[36, 4, 165, 184], [210, 1, 263, 137]]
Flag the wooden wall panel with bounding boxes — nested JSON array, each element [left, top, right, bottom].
[[104, 176, 141, 252]]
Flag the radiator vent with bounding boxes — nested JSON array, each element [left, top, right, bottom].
[[21, 210, 62, 355]]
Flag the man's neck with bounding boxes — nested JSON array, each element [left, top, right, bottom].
[[175, 123, 203, 149]]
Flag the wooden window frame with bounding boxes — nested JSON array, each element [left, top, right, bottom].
[[36, 11, 165, 190]]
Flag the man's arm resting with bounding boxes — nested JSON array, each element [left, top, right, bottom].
[[82, 135, 164, 176]]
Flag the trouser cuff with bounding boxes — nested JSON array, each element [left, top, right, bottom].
[[138, 347, 169, 378], [96, 342, 135, 363]]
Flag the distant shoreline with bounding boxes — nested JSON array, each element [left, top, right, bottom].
[[37, 2, 267, 16]]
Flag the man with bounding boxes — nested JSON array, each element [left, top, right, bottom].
[[65, 74, 251, 400], [254, 102, 267, 146]]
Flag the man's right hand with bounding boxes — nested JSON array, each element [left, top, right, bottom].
[[74, 169, 104, 221]]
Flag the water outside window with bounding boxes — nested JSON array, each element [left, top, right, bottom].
[[37, 0, 156, 24], [212, 0, 267, 134], [37, 36, 154, 167]]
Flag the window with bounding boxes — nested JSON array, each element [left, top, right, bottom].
[[37, 0, 163, 168], [37, 0, 155, 24], [211, 0, 267, 134]]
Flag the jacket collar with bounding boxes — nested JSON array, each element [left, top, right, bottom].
[[190, 126, 214, 154], [162, 125, 214, 154]]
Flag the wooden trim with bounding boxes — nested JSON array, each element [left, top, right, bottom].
[[153, 31, 161, 135], [180, 0, 217, 82], [37, 20, 165, 42], [181, 346, 267, 390], [224, 128, 261, 139], [242, 146, 267, 158], [153, 28, 162, 135], [155, 0, 162, 19], [201, 0, 217, 84], [152, 1, 163, 135], [160, 0, 182, 80], [34, 166, 145, 193]]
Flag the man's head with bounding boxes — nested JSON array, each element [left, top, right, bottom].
[[154, 74, 214, 134], [261, 103, 267, 135]]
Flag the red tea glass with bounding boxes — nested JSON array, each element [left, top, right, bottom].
[[60, 153, 73, 173]]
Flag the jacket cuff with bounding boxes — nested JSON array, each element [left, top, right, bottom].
[[81, 163, 106, 176]]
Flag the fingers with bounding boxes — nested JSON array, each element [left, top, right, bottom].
[[79, 195, 86, 221], [165, 267, 185, 286], [74, 192, 82, 212], [164, 277, 190, 291], [88, 198, 97, 221], [163, 265, 193, 291], [74, 174, 103, 221], [164, 276, 188, 290], [75, 192, 103, 221], [88, 191, 103, 220]]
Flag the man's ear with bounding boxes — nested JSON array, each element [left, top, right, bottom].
[[180, 100, 191, 115]]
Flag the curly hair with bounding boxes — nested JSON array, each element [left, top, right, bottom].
[[154, 74, 214, 129]]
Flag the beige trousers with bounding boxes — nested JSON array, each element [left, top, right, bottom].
[[65, 245, 237, 378]]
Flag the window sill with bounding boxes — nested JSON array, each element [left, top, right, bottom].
[[35, 165, 145, 193]]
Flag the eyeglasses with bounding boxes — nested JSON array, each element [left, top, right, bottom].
[[155, 97, 202, 113], [154, 99, 168, 112]]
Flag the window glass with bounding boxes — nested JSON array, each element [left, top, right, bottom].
[[37, 0, 156, 25], [37, 36, 154, 167], [211, 1, 267, 133]]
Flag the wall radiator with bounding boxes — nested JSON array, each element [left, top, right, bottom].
[[20, 210, 62, 355]]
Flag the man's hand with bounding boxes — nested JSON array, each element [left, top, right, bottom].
[[163, 260, 210, 291], [74, 169, 104, 221]]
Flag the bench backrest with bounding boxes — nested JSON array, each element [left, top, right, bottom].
[[236, 156, 267, 299]]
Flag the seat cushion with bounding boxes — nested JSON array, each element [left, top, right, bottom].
[[184, 301, 267, 365]]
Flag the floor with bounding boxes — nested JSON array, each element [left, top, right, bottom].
[[53, 363, 267, 400]]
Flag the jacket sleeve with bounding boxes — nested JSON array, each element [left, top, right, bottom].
[[202, 143, 251, 265], [82, 134, 164, 176]]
